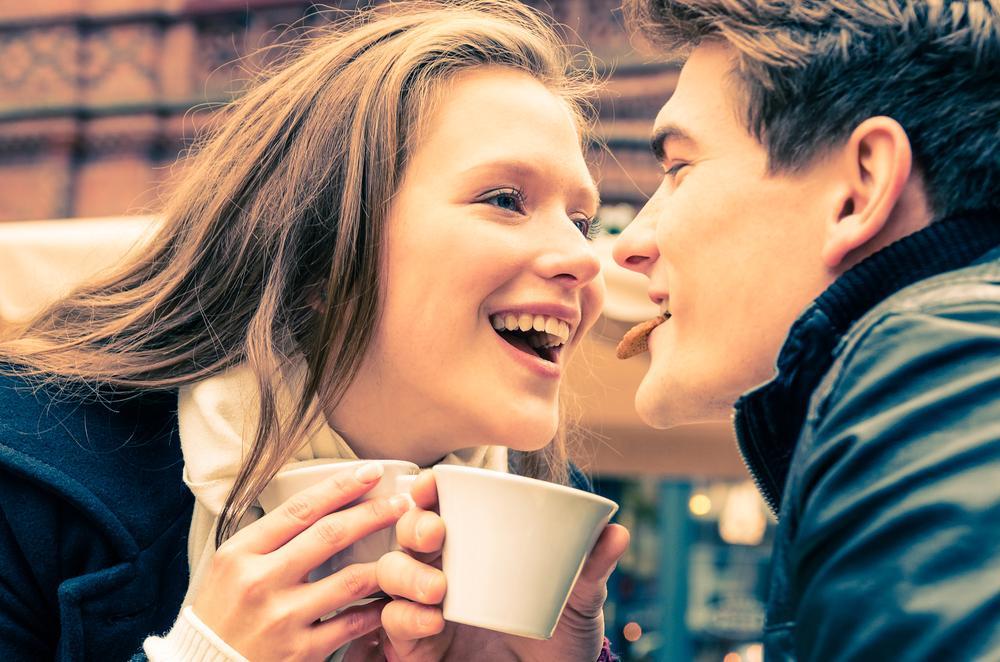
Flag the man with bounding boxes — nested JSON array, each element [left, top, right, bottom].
[[612, 0, 1000, 658]]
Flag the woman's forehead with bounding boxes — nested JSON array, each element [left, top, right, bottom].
[[410, 70, 591, 180]]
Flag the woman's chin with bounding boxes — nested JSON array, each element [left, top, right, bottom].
[[490, 414, 560, 452]]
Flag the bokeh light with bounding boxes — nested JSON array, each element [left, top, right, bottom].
[[689, 493, 712, 516], [623, 621, 642, 642]]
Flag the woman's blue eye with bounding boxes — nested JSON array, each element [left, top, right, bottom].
[[485, 188, 525, 213], [495, 194, 519, 211], [575, 216, 602, 241]]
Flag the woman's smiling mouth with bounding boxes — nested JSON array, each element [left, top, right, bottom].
[[489, 312, 572, 365]]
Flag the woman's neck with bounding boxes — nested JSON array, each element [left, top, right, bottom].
[[323, 404, 456, 467]]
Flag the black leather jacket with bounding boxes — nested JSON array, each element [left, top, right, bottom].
[[734, 213, 1000, 661]]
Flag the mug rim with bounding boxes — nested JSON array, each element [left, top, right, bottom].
[[432, 465, 618, 514]]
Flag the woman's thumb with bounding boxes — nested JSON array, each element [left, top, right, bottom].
[[568, 524, 630, 616]]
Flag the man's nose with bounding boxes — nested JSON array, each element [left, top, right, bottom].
[[612, 201, 660, 277]]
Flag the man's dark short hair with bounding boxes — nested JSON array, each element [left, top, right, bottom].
[[625, 0, 1000, 218]]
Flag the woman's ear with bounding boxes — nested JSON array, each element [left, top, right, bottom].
[[821, 116, 913, 269], [307, 283, 328, 314]]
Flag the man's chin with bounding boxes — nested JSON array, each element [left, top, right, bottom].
[[634, 375, 732, 430], [634, 384, 683, 429]]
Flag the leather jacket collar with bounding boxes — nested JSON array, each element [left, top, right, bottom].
[[733, 211, 1000, 514]]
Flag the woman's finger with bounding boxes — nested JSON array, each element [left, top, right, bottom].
[[308, 600, 387, 660], [565, 523, 630, 619], [275, 494, 413, 580], [295, 562, 381, 623], [380, 598, 446, 656], [395, 508, 445, 556], [376, 551, 446, 605], [228, 462, 387, 554], [408, 470, 438, 510], [580, 523, 630, 583]]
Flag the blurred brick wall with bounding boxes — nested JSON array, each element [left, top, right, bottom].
[[0, 0, 674, 222]]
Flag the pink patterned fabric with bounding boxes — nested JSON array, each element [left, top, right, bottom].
[[597, 637, 619, 662]]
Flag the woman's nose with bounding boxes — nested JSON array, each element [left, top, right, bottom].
[[535, 221, 602, 290], [612, 202, 660, 276]]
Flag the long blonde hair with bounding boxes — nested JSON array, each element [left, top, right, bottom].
[[0, 0, 598, 544]]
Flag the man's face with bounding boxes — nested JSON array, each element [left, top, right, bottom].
[[613, 42, 840, 429]]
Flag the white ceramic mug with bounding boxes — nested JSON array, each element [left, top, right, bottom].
[[432, 465, 619, 639], [258, 460, 419, 582]]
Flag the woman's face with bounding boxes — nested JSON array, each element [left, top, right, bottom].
[[330, 67, 604, 464]]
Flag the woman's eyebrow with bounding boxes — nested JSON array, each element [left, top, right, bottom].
[[456, 160, 538, 181], [577, 183, 601, 213], [457, 160, 600, 208], [650, 124, 696, 162]]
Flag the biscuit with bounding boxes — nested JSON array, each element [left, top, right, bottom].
[[616, 315, 669, 359]]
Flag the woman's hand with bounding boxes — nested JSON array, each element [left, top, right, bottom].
[[349, 471, 629, 662], [190, 463, 413, 661]]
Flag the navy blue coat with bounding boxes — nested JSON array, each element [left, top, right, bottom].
[[0, 373, 595, 660], [0, 378, 193, 660]]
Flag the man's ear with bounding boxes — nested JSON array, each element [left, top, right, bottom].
[[821, 117, 912, 269]]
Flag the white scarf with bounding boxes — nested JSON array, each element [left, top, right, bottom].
[[177, 360, 508, 607]]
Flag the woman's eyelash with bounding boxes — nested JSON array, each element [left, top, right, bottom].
[[482, 187, 526, 213], [577, 216, 602, 241], [662, 162, 687, 177], [481, 188, 600, 240]]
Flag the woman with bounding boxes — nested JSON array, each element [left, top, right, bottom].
[[0, 1, 628, 660]]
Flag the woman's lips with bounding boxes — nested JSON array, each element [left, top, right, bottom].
[[494, 327, 562, 378], [616, 313, 671, 359]]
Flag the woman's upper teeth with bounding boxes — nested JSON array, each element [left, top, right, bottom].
[[489, 313, 571, 345]]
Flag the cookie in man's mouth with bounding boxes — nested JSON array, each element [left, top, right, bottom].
[[616, 312, 671, 359]]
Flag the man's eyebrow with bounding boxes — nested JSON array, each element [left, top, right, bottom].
[[650, 124, 696, 161]]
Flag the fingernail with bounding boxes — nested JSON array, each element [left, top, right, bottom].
[[389, 493, 415, 513], [415, 512, 436, 543], [419, 570, 438, 599], [355, 462, 384, 483]]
